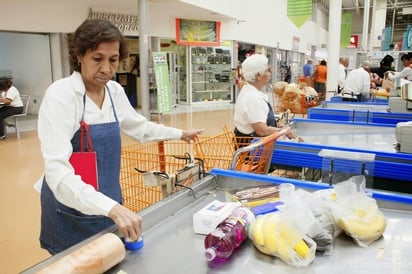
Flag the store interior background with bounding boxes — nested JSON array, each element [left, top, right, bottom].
[[1, 1, 412, 273], [0, 0, 373, 115]]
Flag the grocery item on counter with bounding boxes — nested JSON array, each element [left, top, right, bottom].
[[331, 175, 387, 247], [35, 233, 126, 274], [249, 211, 317, 267], [204, 206, 255, 262], [225, 184, 280, 208], [193, 200, 241, 235]]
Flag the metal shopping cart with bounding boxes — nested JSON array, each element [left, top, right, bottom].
[[120, 127, 286, 211], [229, 130, 287, 174]]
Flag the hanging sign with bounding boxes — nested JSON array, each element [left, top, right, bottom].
[[340, 13, 353, 48], [175, 18, 221, 46], [347, 35, 358, 48], [287, 0, 312, 28], [152, 52, 172, 114]]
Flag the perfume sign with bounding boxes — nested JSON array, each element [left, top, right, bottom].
[[88, 9, 139, 33]]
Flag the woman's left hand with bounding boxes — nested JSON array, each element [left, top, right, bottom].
[[181, 129, 204, 143], [286, 131, 304, 142]]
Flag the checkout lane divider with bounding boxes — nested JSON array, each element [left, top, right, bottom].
[[210, 168, 412, 205]]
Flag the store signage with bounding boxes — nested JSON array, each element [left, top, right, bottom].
[[88, 9, 139, 33], [152, 52, 172, 114], [175, 18, 221, 46], [347, 35, 358, 48], [406, 25, 412, 49]]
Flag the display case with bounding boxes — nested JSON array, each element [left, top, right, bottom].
[[189, 45, 232, 103]]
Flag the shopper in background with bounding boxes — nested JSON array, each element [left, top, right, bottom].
[[343, 60, 372, 102], [371, 54, 394, 79], [337, 57, 349, 93], [37, 19, 203, 255], [386, 52, 412, 81], [370, 72, 382, 89], [302, 59, 313, 87], [0, 78, 24, 140], [233, 54, 301, 144], [312, 59, 327, 101]]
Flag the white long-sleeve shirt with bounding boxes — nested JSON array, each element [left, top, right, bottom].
[[388, 66, 412, 81], [38, 72, 182, 216], [344, 67, 371, 98]]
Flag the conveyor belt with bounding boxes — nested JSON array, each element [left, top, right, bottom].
[[321, 101, 390, 111], [308, 108, 412, 125], [272, 119, 412, 185], [23, 171, 412, 274], [329, 96, 388, 105]]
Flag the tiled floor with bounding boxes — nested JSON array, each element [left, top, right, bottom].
[[0, 103, 236, 273]]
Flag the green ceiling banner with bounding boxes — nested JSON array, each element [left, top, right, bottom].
[[287, 0, 312, 28], [340, 13, 353, 48]]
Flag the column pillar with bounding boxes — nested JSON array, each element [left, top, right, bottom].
[[326, 0, 342, 95], [139, 0, 150, 118], [369, 0, 388, 51]]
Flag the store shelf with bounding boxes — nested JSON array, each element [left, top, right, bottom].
[[190, 45, 232, 103]]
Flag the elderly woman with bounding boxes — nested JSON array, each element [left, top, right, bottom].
[[233, 54, 300, 143]]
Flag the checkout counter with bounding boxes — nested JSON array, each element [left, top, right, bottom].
[[22, 170, 412, 274], [272, 119, 412, 193]]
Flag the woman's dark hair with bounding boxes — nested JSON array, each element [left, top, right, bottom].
[[68, 19, 128, 72], [320, 60, 327, 66], [400, 53, 412, 62], [380, 55, 394, 67], [0, 79, 8, 91]]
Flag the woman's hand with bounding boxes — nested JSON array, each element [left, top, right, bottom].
[[285, 129, 304, 142], [108, 204, 142, 241], [181, 129, 204, 143]]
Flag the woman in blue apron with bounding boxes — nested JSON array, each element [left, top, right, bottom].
[[37, 19, 203, 255], [233, 54, 300, 149]]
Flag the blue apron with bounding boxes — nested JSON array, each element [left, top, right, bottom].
[[40, 89, 122, 255]]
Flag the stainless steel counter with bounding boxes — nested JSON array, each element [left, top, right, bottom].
[[23, 172, 412, 274], [289, 119, 397, 152], [321, 102, 390, 111]]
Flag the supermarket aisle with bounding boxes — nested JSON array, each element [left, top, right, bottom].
[[0, 105, 235, 274]]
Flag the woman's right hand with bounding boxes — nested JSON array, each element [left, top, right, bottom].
[[108, 204, 142, 241]]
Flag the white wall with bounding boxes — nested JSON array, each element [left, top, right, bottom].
[[184, 0, 329, 53], [0, 32, 52, 114], [0, 0, 329, 53]]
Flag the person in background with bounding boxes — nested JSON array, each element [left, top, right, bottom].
[[303, 59, 313, 87], [371, 54, 394, 79], [312, 59, 327, 101], [233, 54, 301, 145], [343, 60, 372, 102], [337, 57, 349, 93], [370, 72, 382, 89], [386, 52, 412, 81], [303, 59, 313, 77], [37, 19, 203, 255], [0, 78, 24, 140]]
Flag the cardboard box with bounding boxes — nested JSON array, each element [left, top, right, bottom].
[[193, 200, 240, 235]]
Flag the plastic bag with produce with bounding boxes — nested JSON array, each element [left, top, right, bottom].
[[331, 175, 386, 247], [280, 183, 337, 256], [248, 207, 316, 267]]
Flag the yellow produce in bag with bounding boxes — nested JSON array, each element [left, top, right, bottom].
[[331, 175, 386, 247], [249, 211, 316, 267]]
